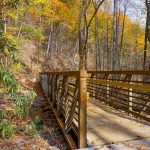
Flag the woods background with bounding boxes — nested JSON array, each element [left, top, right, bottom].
[[0, 0, 150, 75]]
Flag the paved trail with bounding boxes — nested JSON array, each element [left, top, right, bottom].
[[87, 100, 150, 150]]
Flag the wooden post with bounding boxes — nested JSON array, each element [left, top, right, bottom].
[[106, 74, 110, 104], [78, 69, 88, 148], [52, 75, 57, 105], [128, 75, 133, 114], [91, 73, 95, 101], [51, 75, 54, 103], [47, 75, 50, 98], [129, 82, 133, 113], [51, 75, 57, 105]]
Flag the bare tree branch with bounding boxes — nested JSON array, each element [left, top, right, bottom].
[[87, 0, 105, 29], [83, 0, 105, 52]]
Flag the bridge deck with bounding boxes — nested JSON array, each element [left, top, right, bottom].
[[87, 100, 150, 146]]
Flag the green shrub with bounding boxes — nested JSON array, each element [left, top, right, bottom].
[[31, 117, 44, 130], [22, 117, 44, 137], [0, 122, 14, 138], [23, 124, 38, 137], [12, 91, 37, 118], [0, 110, 8, 119]]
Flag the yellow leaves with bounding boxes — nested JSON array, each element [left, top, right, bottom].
[[6, 11, 17, 20], [5, 32, 13, 39], [11, 63, 22, 73], [48, 0, 69, 23], [29, 0, 69, 23], [137, 35, 145, 51]]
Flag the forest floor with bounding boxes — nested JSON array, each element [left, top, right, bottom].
[[0, 79, 68, 150]]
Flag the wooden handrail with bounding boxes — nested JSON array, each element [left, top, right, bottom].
[[41, 70, 150, 76], [40, 71, 80, 77], [88, 70, 150, 75], [89, 79, 150, 92]]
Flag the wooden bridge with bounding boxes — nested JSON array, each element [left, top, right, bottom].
[[40, 70, 150, 149]]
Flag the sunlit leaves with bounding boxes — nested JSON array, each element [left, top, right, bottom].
[[12, 91, 37, 118], [21, 26, 45, 40], [2, 73, 17, 94], [28, 0, 69, 23]]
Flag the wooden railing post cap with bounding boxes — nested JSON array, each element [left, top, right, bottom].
[[79, 69, 88, 78]]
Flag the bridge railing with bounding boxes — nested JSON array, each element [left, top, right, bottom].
[[40, 70, 150, 149], [88, 70, 150, 122], [40, 71, 88, 149]]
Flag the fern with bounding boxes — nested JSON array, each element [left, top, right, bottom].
[[0, 122, 14, 138], [0, 0, 32, 139], [12, 91, 37, 118], [0, 68, 18, 94], [0, 111, 8, 119]]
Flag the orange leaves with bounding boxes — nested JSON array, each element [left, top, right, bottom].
[[28, 0, 69, 23], [48, 0, 69, 22], [29, 13, 38, 20]]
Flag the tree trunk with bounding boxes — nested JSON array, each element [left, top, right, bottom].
[[47, 24, 53, 55], [95, 14, 101, 71], [78, 0, 84, 70], [106, 8, 110, 70], [143, 0, 150, 69], [112, 0, 119, 70], [120, 0, 128, 69], [146, 0, 150, 42]]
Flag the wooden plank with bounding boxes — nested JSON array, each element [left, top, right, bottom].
[[89, 79, 150, 92], [110, 74, 132, 105], [88, 87, 149, 107], [48, 98, 77, 150], [88, 70, 150, 75], [65, 89, 79, 133], [41, 70, 150, 76], [40, 71, 80, 77], [88, 83, 150, 97], [57, 76, 69, 115], [65, 78, 79, 131]]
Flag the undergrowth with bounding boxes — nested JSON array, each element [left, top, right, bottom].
[[0, 2, 37, 138], [22, 117, 44, 137]]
